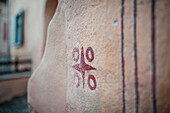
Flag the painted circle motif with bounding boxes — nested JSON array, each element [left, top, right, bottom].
[[74, 72, 81, 88], [86, 47, 94, 62], [72, 47, 79, 62], [88, 74, 97, 90]]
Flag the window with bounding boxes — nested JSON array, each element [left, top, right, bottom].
[[13, 9, 24, 47]]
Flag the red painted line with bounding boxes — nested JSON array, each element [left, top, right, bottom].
[[133, 0, 139, 113], [121, 0, 126, 113], [151, 0, 157, 112]]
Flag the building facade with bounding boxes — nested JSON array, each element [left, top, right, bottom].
[[0, 0, 58, 103]]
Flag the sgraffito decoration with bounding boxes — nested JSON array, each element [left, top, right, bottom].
[[72, 47, 97, 90]]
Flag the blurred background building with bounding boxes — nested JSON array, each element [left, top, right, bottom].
[[0, 0, 58, 111]]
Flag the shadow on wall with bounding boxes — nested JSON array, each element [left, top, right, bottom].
[[42, 0, 58, 56]]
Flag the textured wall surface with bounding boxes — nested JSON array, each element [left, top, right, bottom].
[[28, 0, 170, 113]]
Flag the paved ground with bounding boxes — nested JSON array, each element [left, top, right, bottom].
[[0, 94, 28, 113]]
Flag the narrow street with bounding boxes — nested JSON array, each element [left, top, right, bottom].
[[0, 94, 28, 113]]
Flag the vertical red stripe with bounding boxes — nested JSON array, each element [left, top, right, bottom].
[[3, 21, 6, 41], [133, 0, 139, 113], [121, 0, 126, 113], [151, 0, 157, 112]]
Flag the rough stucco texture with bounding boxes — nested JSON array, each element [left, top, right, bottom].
[[28, 0, 170, 113]]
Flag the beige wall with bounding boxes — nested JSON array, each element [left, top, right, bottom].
[[0, 77, 29, 103], [28, 0, 170, 113], [9, 0, 46, 69]]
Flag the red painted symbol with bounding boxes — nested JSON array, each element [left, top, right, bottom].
[[74, 72, 81, 88], [88, 74, 97, 90], [72, 47, 97, 90]]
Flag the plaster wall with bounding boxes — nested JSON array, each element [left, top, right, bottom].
[[9, 0, 46, 69], [28, 0, 170, 113]]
